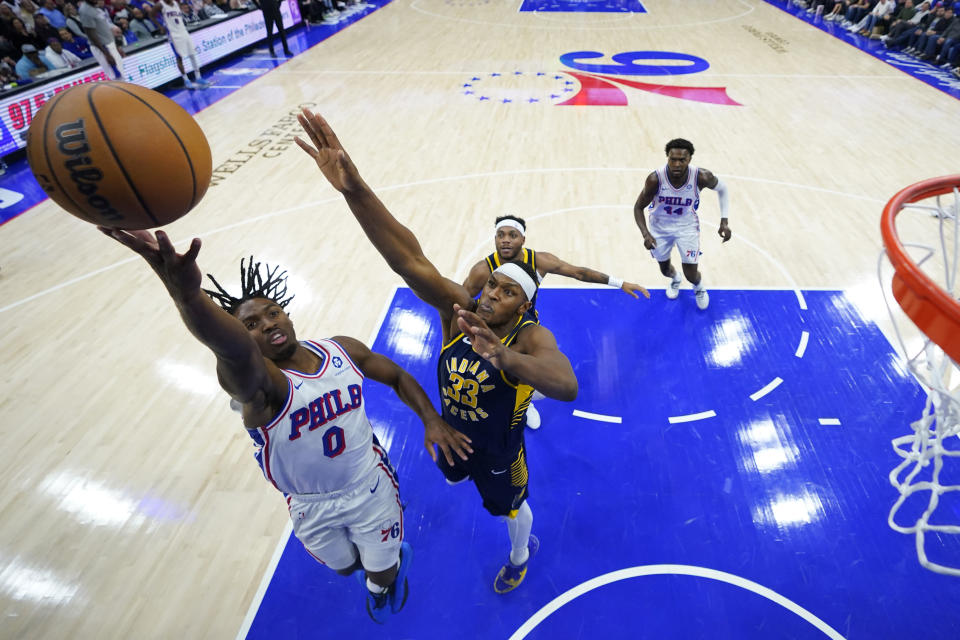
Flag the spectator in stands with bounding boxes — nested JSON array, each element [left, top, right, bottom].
[[64, 3, 87, 37], [33, 12, 59, 41], [887, 2, 939, 49], [128, 6, 157, 37], [199, 0, 223, 17], [43, 34, 81, 67], [885, 0, 930, 41], [1, 58, 19, 86], [57, 26, 91, 56], [110, 0, 130, 20], [179, 1, 199, 22], [229, 0, 254, 8], [0, 33, 16, 59], [879, 0, 918, 39], [0, 4, 17, 33], [847, 0, 896, 36], [919, 6, 960, 59], [14, 42, 50, 78], [114, 15, 136, 42], [903, 5, 950, 54], [213, 0, 229, 11], [7, 17, 41, 50], [36, 0, 65, 28], [15, 0, 37, 32], [78, 0, 124, 78]]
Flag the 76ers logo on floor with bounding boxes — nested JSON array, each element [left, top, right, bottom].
[[461, 50, 741, 107], [559, 50, 741, 106]]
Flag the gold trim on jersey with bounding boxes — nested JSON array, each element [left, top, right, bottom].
[[487, 248, 535, 274], [510, 445, 528, 488]]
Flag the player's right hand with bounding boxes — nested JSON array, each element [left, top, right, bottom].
[[643, 233, 656, 250], [98, 228, 203, 301]]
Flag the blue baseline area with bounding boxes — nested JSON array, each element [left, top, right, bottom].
[[519, 0, 645, 13], [245, 288, 960, 639], [765, 0, 960, 101], [0, 1, 392, 227]]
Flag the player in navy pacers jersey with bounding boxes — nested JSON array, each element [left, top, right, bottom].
[[296, 108, 579, 594], [463, 215, 648, 430], [633, 138, 732, 310], [98, 228, 472, 624]]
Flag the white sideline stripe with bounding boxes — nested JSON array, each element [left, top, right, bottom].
[[668, 410, 717, 424], [819, 418, 842, 426], [750, 377, 783, 401], [508, 564, 847, 640], [572, 409, 622, 424], [795, 331, 810, 358], [234, 287, 400, 639], [235, 520, 292, 640]]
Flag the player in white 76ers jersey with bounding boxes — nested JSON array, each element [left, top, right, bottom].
[[98, 229, 472, 624], [153, 0, 208, 89], [633, 138, 732, 310]]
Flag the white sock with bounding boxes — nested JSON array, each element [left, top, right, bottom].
[[181, 73, 189, 81], [366, 577, 388, 594], [694, 276, 705, 292], [670, 272, 682, 284], [505, 502, 533, 565], [189, 53, 202, 79]]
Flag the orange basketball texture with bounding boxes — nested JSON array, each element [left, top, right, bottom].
[[26, 81, 212, 229]]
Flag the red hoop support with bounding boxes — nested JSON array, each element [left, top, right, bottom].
[[881, 175, 960, 364]]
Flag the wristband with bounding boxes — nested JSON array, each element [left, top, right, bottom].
[[607, 276, 623, 289]]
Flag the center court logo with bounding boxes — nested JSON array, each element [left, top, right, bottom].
[[461, 50, 741, 107]]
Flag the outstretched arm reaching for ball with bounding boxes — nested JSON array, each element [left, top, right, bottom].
[[295, 108, 474, 340], [98, 228, 287, 413]]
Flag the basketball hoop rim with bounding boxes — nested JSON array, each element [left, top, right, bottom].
[[880, 174, 960, 363]]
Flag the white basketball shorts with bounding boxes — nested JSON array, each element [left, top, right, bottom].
[[170, 34, 193, 59], [648, 218, 701, 264], [287, 463, 403, 572]]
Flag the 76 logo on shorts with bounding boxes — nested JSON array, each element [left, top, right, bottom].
[[380, 521, 401, 542]]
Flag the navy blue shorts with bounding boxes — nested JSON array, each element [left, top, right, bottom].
[[437, 443, 529, 517]]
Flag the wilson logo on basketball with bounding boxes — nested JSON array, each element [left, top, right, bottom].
[[55, 118, 123, 224]]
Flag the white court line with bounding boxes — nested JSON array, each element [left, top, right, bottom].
[[668, 410, 717, 424], [234, 520, 292, 640], [750, 377, 784, 401], [410, 0, 755, 31], [795, 331, 810, 358], [819, 418, 841, 426], [572, 409, 622, 424], [275, 70, 906, 80], [234, 286, 400, 639], [508, 564, 847, 640], [3, 168, 879, 314]]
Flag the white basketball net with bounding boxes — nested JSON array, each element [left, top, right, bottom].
[[880, 185, 960, 577]]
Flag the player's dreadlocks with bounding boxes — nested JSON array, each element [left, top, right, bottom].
[[203, 256, 295, 316]]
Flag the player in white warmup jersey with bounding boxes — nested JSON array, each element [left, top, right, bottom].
[[99, 228, 472, 624], [633, 139, 732, 310], [154, 0, 208, 89]]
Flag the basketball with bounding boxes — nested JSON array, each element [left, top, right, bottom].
[[25, 81, 212, 230]]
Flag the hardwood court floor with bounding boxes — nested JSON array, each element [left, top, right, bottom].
[[0, 1, 958, 637]]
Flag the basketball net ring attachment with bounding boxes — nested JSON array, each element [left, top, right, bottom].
[[880, 175, 960, 577]]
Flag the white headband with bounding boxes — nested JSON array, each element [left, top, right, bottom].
[[493, 263, 538, 302], [495, 219, 525, 235]]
